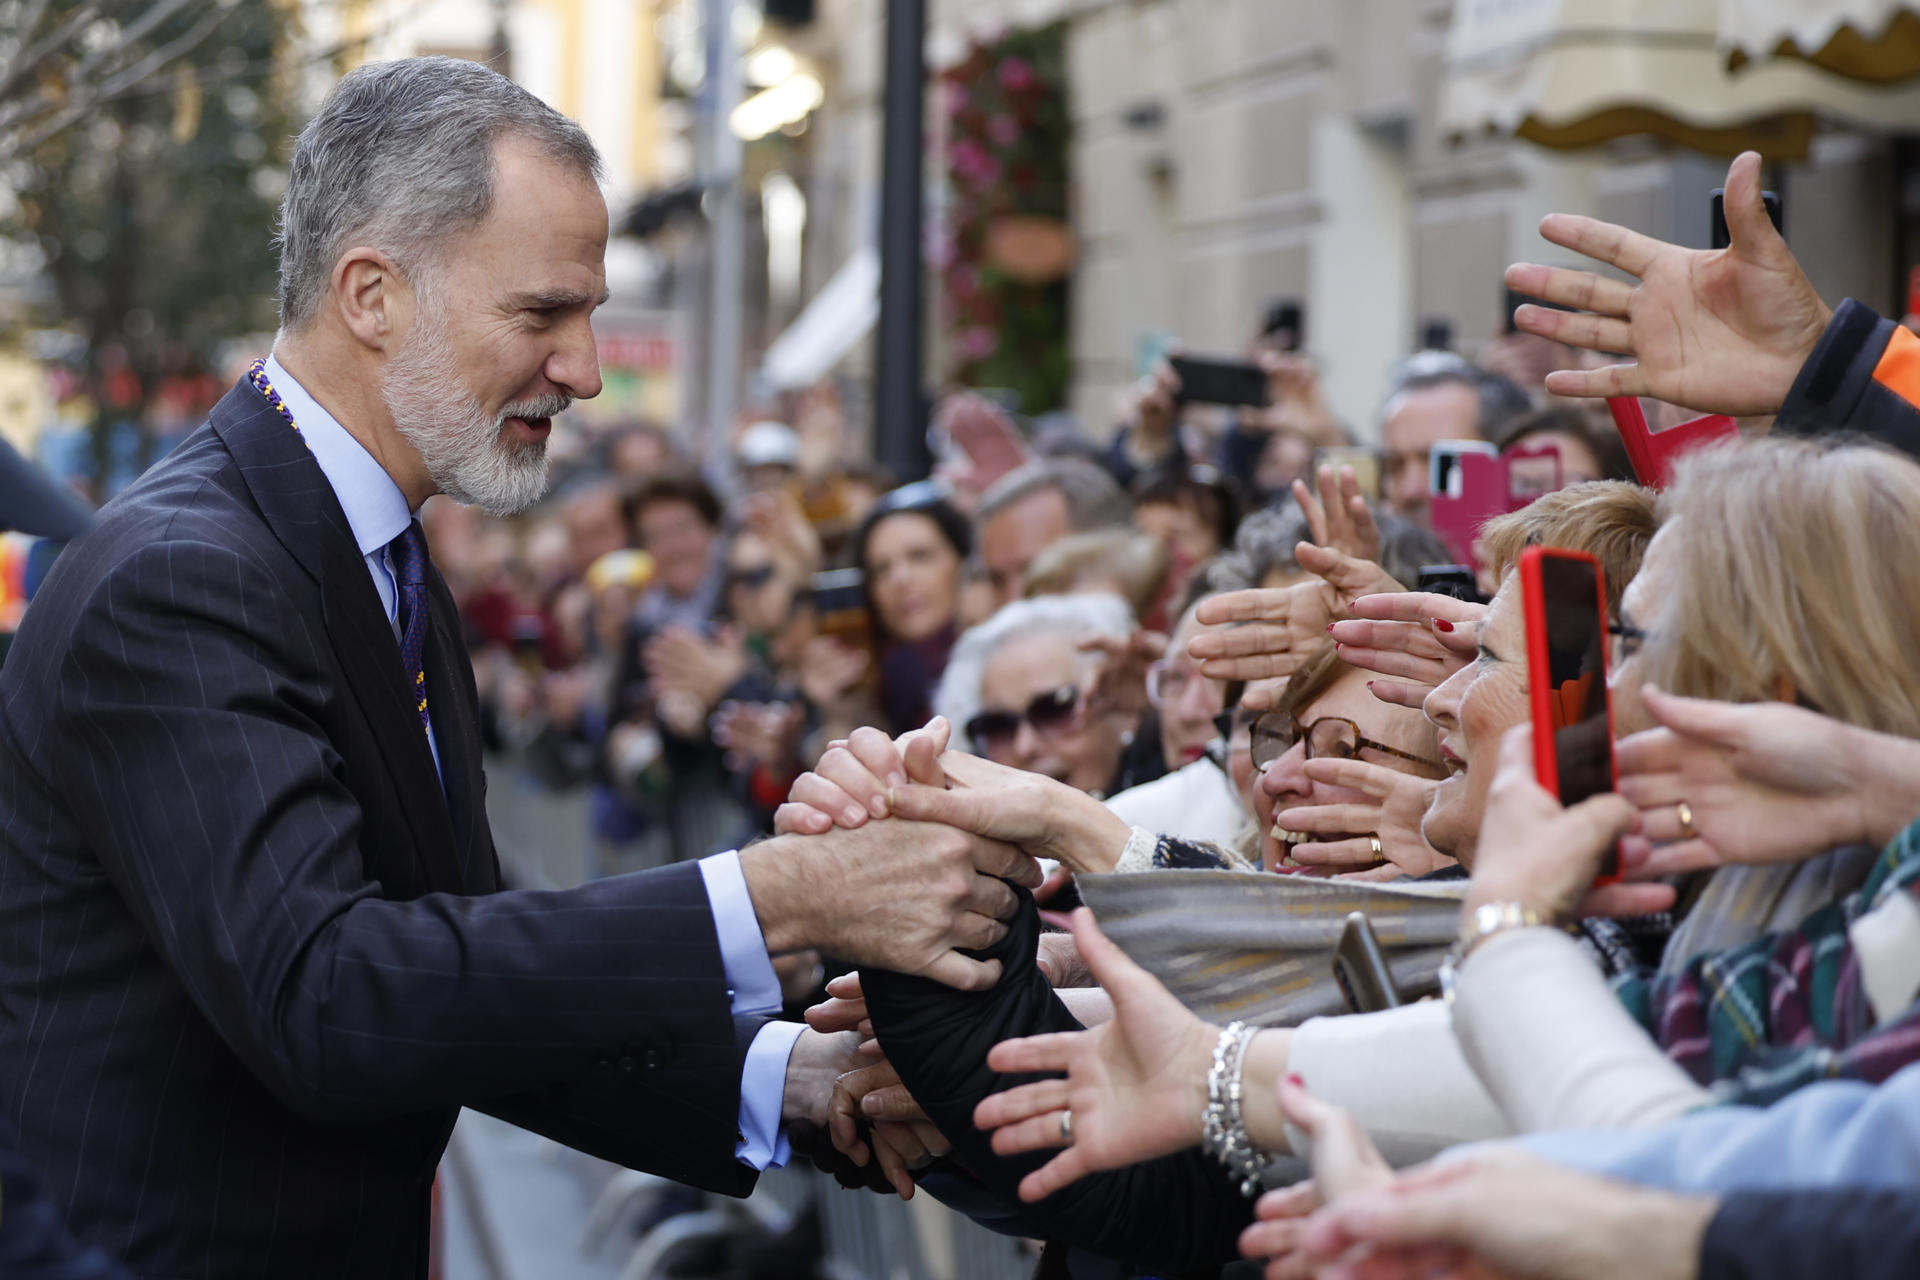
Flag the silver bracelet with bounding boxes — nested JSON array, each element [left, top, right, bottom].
[[1198, 1021, 1273, 1197]]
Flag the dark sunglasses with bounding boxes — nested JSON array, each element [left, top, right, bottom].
[[965, 685, 1082, 751], [1245, 712, 1443, 772], [727, 563, 778, 589]]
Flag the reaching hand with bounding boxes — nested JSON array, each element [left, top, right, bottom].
[[773, 719, 952, 834], [1237, 1080, 1396, 1279], [1121, 359, 1184, 450], [826, 1053, 950, 1200], [1463, 725, 1671, 923], [1330, 592, 1484, 710], [885, 751, 1134, 874], [1296, 1147, 1715, 1280], [1293, 464, 1381, 566], [937, 392, 1032, 498], [1250, 353, 1343, 446], [1507, 150, 1831, 415], [1080, 628, 1169, 720], [1190, 545, 1402, 682], [740, 815, 1043, 992], [1276, 758, 1451, 878], [805, 971, 872, 1039], [972, 908, 1218, 1202], [1614, 686, 1917, 876]]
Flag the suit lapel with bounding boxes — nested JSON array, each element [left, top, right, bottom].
[[207, 377, 463, 894]]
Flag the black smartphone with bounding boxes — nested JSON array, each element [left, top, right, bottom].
[[810, 567, 872, 652], [1169, 354, 1271, 408], [1710, 188, 1783, 251], [1520, 547, 1621, 883], [1503, 286, 1574, 336], [1420, 317, 1453, 351], [1417, 564, 1482, 604], [1332, 912, 1401, 1014], [1261, 298, 1304, 352]]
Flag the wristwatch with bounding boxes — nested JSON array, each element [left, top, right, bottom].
[[1439, 901, 1550, 1005]]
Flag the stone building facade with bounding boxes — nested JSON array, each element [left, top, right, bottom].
[[795, 0, 1911, 440]]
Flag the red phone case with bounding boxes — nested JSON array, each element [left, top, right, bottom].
[[1429, 451, 1511, 567], [1519, 546, 1622, 886], [1606, 397, 1738, 490]]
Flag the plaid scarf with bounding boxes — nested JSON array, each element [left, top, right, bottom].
[[1604, 820, 1920, 1103]]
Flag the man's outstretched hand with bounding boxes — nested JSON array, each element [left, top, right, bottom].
[[740, 816, 1041, 992], [1506, 150, 1831, 417]]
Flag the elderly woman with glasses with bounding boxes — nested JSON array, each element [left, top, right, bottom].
[[932, 593, 1151, 799]]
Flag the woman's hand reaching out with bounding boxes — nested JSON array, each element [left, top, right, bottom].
[[774, 719, 952, 834], [1190, 545, 1404, 683], [1329, 592, 1484, 710], [1292, 464, 1381, 567], [1276, 759, 1451, 879], [1464, 725, 1671, 923], [1615, 686, 1920, 875], [1237, 1079, 1395, 1279], [972, 908, 1219, 1202]]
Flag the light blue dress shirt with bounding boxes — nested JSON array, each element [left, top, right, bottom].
[[1517, 1059, 1920, 1193], [265, 354, 800, 1171]]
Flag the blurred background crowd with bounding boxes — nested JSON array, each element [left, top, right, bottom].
[[8, 1, 1920, 1277]]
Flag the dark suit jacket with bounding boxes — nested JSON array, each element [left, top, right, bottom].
[[0, 378, 760, 1279], [0, 1114, 134, 1279]]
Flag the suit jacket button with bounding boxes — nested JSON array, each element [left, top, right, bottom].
[[643, 1048, 664, 1069], [618, 1055, 637, 1074], [594, 1058, 615, 1078]]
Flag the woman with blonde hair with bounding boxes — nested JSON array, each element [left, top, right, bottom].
[[955, 437, 1920, 1226]]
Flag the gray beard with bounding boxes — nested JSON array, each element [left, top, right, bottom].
[[381, 312, 568, 517]]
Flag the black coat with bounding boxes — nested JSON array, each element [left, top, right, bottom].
[[863, 890, 1252, 1277], [0, 377, 759, 1278], [1702, 1188, 1920, 1280]]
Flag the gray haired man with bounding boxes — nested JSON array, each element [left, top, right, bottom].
[[0, 57, 1034, 1278]]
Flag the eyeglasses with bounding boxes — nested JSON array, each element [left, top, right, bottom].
[[1205, 708, 1256, 770], [727, 563, 777, 590], [1239, 711, 1443, 772], [1146, 659, 1217, 709], [1607, 621, 1651, 662], [965, 685, 1082, 753]]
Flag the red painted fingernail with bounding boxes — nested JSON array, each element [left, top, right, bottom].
[[1326, 623, 1335, 633], [1286, 1074, 1305, 1088], [1432, 618, 1455, 632]]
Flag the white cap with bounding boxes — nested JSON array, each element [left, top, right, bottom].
[[737, 420, 800, 469]]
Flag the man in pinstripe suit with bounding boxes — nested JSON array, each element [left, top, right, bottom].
[[0, 58, 1036, 1279]]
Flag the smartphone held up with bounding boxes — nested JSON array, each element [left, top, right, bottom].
[[1519, 547, 1621, 885]]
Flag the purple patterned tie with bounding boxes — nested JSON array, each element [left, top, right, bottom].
[[387, 521, 433, 736]]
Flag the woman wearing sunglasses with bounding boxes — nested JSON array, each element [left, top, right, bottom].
[[933, 593, 1146, 798]]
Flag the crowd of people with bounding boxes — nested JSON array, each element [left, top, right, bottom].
[[763, 154, 1920, 1280], [405, 137, 1920, 1280], [7, 51, 1920, 1280]]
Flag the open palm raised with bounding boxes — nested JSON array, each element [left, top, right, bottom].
[[973, 908, 1219, 1202], [1507, 150, 1831, 417]]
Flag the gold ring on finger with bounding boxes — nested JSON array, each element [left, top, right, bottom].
[[1369, 834, 1384, 861], [1676, 801, 1696, 840]]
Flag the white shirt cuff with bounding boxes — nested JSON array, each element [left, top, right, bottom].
[[735, 1019, 806, 1170], [699, 850, 783, 1016]]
